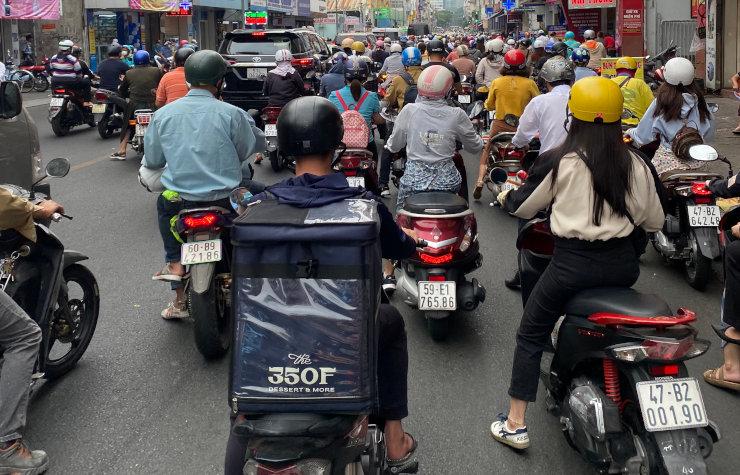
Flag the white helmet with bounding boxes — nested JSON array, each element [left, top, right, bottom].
[[58, 39, 74, 51], [390, 43, 402, 53], [507, 39, 516, 46], [456, 45, 469, 57], [485, 38, 504, 53], [275, 49, 293, 62], [663, 57, 695, 86], [533, 36, 548, 49], [417, 65, 453, 99], [583, 29, 596, 39]]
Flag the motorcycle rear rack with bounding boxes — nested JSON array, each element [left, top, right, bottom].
[[588, 308, 696, 327]]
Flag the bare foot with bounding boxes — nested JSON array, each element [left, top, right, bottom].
[[385, 421, 415, 460]]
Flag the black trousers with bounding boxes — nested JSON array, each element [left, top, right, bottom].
[[508, 237, 640, 402], [223, 304, 409, 474], [724, 239, 740, 329], [51, 76, 91, 101]]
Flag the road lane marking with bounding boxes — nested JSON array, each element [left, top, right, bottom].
[[71, 156, 117, 171]]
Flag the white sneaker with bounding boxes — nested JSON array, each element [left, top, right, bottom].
[[490, 413, 530, 450]]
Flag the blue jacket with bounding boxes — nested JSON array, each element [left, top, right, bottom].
[[251, 173, 417, 260]]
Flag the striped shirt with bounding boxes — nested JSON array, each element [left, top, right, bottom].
[[155, 67, 189, 106], [50, 54, 81, 78]]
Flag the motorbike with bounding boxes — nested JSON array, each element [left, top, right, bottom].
[[644, 44, 678, 91], [129, 109, 153, 155], [174, 202, 234, 359], [395, 192, 486, 340], [458, 75, 473, 114], [19, 57, 50, 92], [651, 145, 733, 290], [261, 106, 293, 173], [467, 100, 490, 138], [0, 158, 100, 387], [512, 212, 721, 475], [335, 149, 380, 194], [483, 133, 540, 202], [93, 89, 127, 139], [4, 51, 35, 93], [48, 82, 96, 137]]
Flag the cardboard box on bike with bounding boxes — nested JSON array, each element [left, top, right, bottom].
[[230, 197, 382, 414]]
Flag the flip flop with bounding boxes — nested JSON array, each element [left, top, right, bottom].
[[703, 366, 740, 391], [712, 324, 740, 345], [152, 264, 186, 282], [386, 432, 418, 474]]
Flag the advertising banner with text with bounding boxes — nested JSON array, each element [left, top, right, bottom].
[[568, 0, 615, 9], [1, 0, 60, 20]]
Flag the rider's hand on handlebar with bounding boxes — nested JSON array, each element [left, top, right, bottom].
[[401, 227, 420, 243], [33, 200, 65, 220]]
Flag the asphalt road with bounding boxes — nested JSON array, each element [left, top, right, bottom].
[[21, 103, 740, 474]]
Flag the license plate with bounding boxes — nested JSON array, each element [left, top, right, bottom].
[[501, 180, 519, 192], [488, 111, 494, 120], [49, 97, 64, 107], [264, 123, 277, 136], [135, 124, 148, 136], [92, 103, 106, 114], [458, 94, 471, 104], [247, 68, 267, 79], [635, 378, 708, 432], [418, 281, 457, 311], [687, 205, 720, 227], [347, 176, 365, 188], [181, 239, 222, 265]]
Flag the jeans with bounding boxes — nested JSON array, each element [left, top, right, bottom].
[[379, 122, 395, 187], [223, 304, 409, 474], [0, 291, 42, 442], [508, 237, 639, 402]]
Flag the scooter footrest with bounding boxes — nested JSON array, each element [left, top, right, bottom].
[[387, 459, 418, 474]]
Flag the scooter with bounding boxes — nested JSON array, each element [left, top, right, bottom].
[[261, 106, 293, 173], [395, 192, 486, 340], [0, 158, 100, 386], [652, 145, 733, 290], [458, 75, 473, 114], [48, 83, 95, 137], [335, 149, 380, 194], [484, 133, 540, 202], [93, 89, 127, 139], [129, 109, 153, 155], [514, 213, 721, 475]]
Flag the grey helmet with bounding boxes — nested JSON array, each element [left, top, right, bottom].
[[539, 56, 575, 84]]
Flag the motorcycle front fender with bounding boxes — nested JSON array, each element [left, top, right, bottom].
[[190, 262, 216, 294], [63, 250, 89, 269], [692, 227, 720, 259]]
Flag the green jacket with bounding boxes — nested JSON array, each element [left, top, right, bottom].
[[120, 66, 163, 105]]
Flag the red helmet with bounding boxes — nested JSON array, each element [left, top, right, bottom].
[[504, 49, 527, 70], [179, 39, 189, 47]]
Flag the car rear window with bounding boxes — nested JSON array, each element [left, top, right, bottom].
[[226, 34, 303, 55]]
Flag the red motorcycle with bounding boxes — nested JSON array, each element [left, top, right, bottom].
[[19, 57, 49, 92], [395, 192, 486, 340], [335, 149, 379, 193]]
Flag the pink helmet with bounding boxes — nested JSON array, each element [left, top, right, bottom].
[[376, 39, 384, 47], [417, 65, 453, 99]]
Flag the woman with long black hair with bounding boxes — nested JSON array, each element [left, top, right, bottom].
[[491, 76, 665, 450]]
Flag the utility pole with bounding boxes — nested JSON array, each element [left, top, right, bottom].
[[240, 0, 247, 29]]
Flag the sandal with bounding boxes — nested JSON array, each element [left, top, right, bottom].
[[712, 324, 740, 345], [473, 183, 484, 200], [254, 153, 264, 164], [152, 263, 185, 282], [386, 433, 418, 474], [161, 301, 188, 320], [110, 151, 127, 160], [703, 366, 740, 391]]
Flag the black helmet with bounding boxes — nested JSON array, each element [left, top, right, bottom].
[[552, 41, 568, 58], [108, 46, 122, 58], [184, 50, 227, 87], [71, 46, 82, 57], [428, 39, 445, 55], [344, 56, 369, 82], [277, 97, 343, 157], [174, 47, 195, 67]]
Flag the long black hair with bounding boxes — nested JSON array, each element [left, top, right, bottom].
[[653, 81, 710, 123], [550, 118, 633, 226]]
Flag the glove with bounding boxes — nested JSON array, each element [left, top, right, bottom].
[[497, 189, 510, 207]]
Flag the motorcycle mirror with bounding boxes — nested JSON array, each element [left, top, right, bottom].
[[489, 167, 509, 185], [707, 102, 719, 114], [460, 74, 468, 82], [468, 101, 483, 119], [306, 70, 316, 79], [45, 157, 71, 178], [229, 187, 251, 211], [645, 55, 650, 60], [688, 144, 718, 162]]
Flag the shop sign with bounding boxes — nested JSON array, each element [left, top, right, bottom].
[[268, 0, 294, 14], [568, 0, 615, 9], [1, 0, 60, 20], [130, 0, 177, 11], [705, 0, 717, 89], [568, 8, 601, 35], [297, 0, 311, 16], [621, 3, 642, 35], [166, 3, 193, 16], [245, 10, 268, 25], [41, 23, 57, 32], [600, 57, 644, 79], [344, 16, 360, 25]]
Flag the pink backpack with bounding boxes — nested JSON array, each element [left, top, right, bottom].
[[334, 91, 371, 148]]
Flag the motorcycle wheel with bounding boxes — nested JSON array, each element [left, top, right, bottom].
[[426, 315, 449, 341], [11, 71, 34, 93], [98, 117, 115, 139], [685, 235, 712, 291], [188, 274, 231, 359], [45, 264, 100, 380], [622, 402, 666, 475], [33, 75, 49, 92], [269, 149, 283, 173], [51, 114, 70, 137]]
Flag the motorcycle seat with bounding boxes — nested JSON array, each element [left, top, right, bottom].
[[402, 191, 469, 215], [233, 413, 358, 438], [565, 287, 672, 318]]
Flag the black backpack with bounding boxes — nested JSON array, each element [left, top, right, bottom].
[[400, 71, 418, 106]]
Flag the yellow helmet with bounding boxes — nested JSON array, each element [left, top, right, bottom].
[[351, 41, 366, 54], [614, 56, 638, 70], [341, 37, 354, 49], [568, 76, 623, 123]]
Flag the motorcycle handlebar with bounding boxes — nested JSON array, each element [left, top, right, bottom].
[[416, 239, 428, 248]]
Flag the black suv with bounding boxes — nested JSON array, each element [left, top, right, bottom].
[[219, 28, 332, 111]]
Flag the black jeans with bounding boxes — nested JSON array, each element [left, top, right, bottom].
[[723, 239, 740, 329], [509, 237, 640, 402], [379, 122, 395, 186], [223, 304, 409, 474]]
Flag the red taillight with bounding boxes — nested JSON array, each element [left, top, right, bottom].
[[418, 252, 453, 264], [649, 364, 680, 377], [262, 106, 281, 123], [53, 88, 66, 94], [588, 308, 697, 327], [291, 57, 313, 68], [643, 337, 696, 361], [344, 169, 357, 176], [427, 274, 446, 281], [94, 91, 108, 101], [694, 196, 712, 205], [251, 31, 266, 37], [136, 114, 152, 125], [691, 181, 712, 197], [182, 213, 219, 230], [507, 149, 525, 160], [227, 59, 237, 65]]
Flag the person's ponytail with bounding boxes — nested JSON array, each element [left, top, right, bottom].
[[350, 79, 362, 101]]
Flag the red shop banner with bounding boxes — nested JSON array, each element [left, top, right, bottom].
[[621, 0, 643, 36]]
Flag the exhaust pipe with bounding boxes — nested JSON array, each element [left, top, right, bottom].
[[458, 278, 486, 311]]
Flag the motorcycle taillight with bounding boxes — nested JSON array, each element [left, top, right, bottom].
[[94, 91, 108, 102], [53, 88, 66, 94], [691, 181, 713, 204], [262, 107, 282, 123], [136, 113, 152, 125], [181, 212, 220, 231]]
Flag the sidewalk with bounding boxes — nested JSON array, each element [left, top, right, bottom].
[[710, 95, 740, 169]]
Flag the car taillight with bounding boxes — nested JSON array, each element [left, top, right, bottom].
[[608, 336, 710, 363], [649, 364, 680, 377], [182, 213, 219, 230], [251, 31, 266, 37], [94, 91, 108, 101], [418, 252, 453, 264], [291, 57, 313, 68], [243, 459, 331, 475], [427, 274, 446, 281]]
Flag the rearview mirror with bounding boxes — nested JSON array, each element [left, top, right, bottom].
[[45, 158, 71, 177], [707, 102, 719, 114], [688, 144, 718, 162], [0, 81, 22, 119]]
